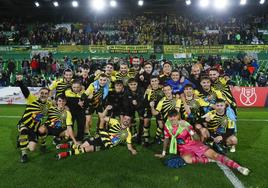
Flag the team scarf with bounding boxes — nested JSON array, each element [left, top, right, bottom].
[[165, 120, 188, 154]]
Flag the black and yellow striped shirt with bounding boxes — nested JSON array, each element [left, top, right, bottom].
[[49, 79, 73, 97], [85, 83, 104, 108], [144, 88, 164, 109], [99, 118, 132, 148], [204, 110, 235, 133], [115, 72, 133, 86], [211, 77, 236, 108], [18, 94, 52, 132], [194, 88, 224, 104], [180, 97, 209, 123], [44, 106, 72, 129], [156, 96, 181, 121]]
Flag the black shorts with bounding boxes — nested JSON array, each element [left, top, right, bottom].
[[143, 108, 152, 118], [84, 106, 91, 116], [143, 108, 163, 120], [84, 135, 105, 151], [47, 126, 66, 137], [87, 105, 104, 115]]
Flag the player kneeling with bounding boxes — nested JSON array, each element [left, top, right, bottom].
[[38, 95, 78, 150], [56, 105, 137, 159]]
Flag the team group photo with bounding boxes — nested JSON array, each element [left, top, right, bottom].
[[0, 0, 268, 188]]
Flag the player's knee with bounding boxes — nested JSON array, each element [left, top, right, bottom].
[[182, 155, 192, 164], [200, 128, 209, 137], [227, 136, 237, 145], [38, 126, 47, 135], [84, 145, 94, 152], [195, 124, 202, 129], [28, 142, 37, 151]]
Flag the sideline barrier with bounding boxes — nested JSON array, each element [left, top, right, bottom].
[[231, 87, 268, 107], [0, 87, 40, 104], [1, 87, 267, 107]]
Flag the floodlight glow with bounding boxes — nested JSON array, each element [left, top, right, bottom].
[[186, 0, 191, 5], [240, 0, 246, 5], [91, 0, 106, 11], [72, 1, 79, 7], [53, 1, 59, 7], [199, 0, 209, 8], [259, 0, 265, 4], [110, 0, 117, 7], [138, 0, 144, 6], [213, 0, 228, 9], [34, 1, 40, 7]]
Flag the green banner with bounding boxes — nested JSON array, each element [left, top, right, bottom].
[[108, 45, 152, 53], [223, 45, 268, 51], [164, 45, 268, 54], [1, 45, 268, 55]]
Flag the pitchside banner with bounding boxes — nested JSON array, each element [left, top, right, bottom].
[[231, 87, 268, 107], [0, 87, 41, 104], [0, 87, 267, 107]]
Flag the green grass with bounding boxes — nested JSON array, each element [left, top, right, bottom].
[[0, 105, 268, 188]]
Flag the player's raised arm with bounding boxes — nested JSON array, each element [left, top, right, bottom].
[[16, 74, 30, 99]]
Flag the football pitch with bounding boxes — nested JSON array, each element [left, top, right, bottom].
[[0, 105, 268, 188]]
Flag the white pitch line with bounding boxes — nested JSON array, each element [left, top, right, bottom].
[[217, 162, 245, 188], [0, 116, 21, 118], [238, 119, 268, 122]]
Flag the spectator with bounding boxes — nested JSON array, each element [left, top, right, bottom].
[[7, 59, 16, 76], [240, 65, 251, 82], [30, 58, 38, 76], [225, 65, 234, 77], [256, 71, 267, 87]]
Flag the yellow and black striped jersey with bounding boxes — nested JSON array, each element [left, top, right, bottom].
[[49, 79, 73, 97], [128, 67, 140, 78], [144, 88, 164, 108], [94, 73, 117, 91], [180, 97, 210, 122], [194, 88, 224, 104], [18, 94, 52, 132], [156, 97, 181, 120], [211, 77, 236, 107], [99, 118, 132, 148], [115, 72, 132, 86], [85, 83, 104, 108], [204, 110, 235, 133], [44, 106, 72, 129]]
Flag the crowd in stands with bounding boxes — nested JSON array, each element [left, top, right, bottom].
[[0, 53, 267, 87], [0, 14, 268, 45]]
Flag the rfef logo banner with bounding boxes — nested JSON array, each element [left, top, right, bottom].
[[231, 87, 268, 107]]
